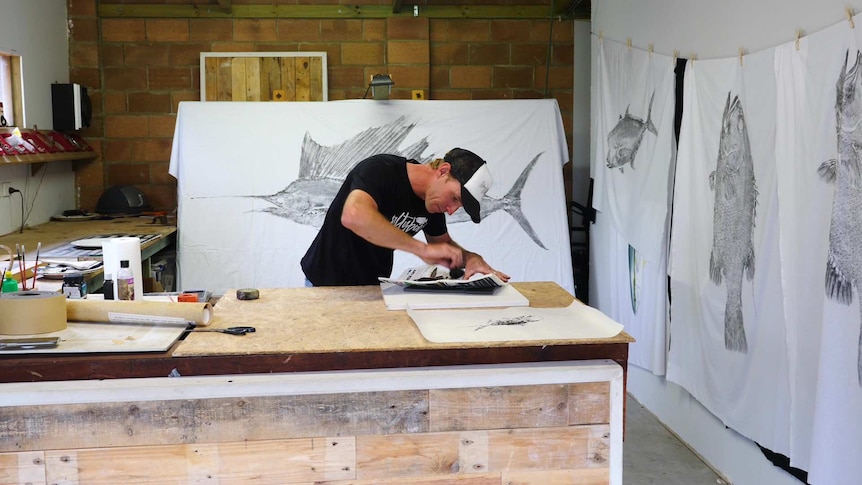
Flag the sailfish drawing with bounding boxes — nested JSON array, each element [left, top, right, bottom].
[[200, 116, 550, 249]]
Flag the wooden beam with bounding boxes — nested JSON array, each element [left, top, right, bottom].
[[98, 4, 587, 20]]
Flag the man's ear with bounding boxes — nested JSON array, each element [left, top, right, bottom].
[[438, 162, 451, 177]]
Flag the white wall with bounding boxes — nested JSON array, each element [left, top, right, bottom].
[[590, 1, 862, 483], [0, 0, 74, 236]]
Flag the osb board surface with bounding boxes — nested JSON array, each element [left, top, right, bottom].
[[173, 283, 633, 357], [0, 219, 175, 255]]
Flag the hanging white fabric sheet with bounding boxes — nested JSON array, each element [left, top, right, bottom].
[[591, 38, 674, 376], [169, 99, 573, 295], [593, 38, 676, 260], [667, 49, 793, 456], [774, 18, 862, 483], [590, 211, 668, 375]]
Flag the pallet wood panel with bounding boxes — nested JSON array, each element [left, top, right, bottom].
[[501, 468, 610, 485], [569, 382, 611, 425], [201, 53, 327, 102], [0, 390, 427, 453], [0, 451, 44, 485], [429, 384, 569, 431]]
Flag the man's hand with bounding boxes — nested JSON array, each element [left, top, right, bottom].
[[463, 253, 511, 282], [420, 242, 463, 269]]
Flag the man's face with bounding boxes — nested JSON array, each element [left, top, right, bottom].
[[426, 164, 463, 215]]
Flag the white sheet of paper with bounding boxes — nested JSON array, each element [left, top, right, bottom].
[[380, 282, 529, 310], [407, 300, 624, 343]]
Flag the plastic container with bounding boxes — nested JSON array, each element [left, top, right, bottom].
[[103, 273, 114, 300], [117, 260, 134, 300], [1, 271, 18, 293]]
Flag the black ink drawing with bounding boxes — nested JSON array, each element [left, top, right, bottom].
[[709, 93, 758, 353], [474, 314, 542, 331], [819, 50, 862, 384], [606, 92, 657, 173], [199, 116, 549, 249]]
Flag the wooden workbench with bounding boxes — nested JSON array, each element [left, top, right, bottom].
[[0, 283, 633, 484], [0, 217, 176, 290]]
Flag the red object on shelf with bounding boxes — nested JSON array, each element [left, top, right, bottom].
[[0, 137, 16, 156], [20, 132, 50, 153], [0, 133, 37, 154], [48, 131, 84, 151]]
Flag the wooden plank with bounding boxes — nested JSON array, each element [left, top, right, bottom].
[[501, 468, 609, 485], [44, 437, 355, 484], [309, 55, 324, 101], [569, 382, 610, 425], [0, 391, 428, 452], [429, 384, 569, 432], [356, 426, 607, 480], [282, 56, 297, 100], [230, 57, 246, 101], [0, 451, 45, 485], [295, 56, 311, 101], [204, 57, 219, 101], [261, 57, 280, 101], [324, 473, 502, 484], [217, 58, 233, 100], [245, 57, 261, 101]]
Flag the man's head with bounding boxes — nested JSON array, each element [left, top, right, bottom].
[[444, 148, 493, 223]]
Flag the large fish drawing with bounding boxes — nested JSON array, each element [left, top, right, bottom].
[[708, 93, 758, 353], [606, 92, 657, 172], [220, 116, 549, 249], [819, 50, 862, 384]]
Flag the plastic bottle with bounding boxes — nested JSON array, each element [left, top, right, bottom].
[[103, 273, 114, 300], [1, 271, 18, 293], [117, 260, 135, 301]]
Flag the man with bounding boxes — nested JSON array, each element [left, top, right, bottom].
[[301, 148, 510, 286]]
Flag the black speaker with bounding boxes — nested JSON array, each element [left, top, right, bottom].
[[51, 83, 91, 131]]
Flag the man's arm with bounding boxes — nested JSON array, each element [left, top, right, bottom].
[[425, 234, 511, 282], [341, 189, 463, 268]]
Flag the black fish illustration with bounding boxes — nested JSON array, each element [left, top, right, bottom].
[[709, 93, 758, 353], [606, 92, 657, 172], [215, 117, 549, 249], [819, 50, 862, 384]]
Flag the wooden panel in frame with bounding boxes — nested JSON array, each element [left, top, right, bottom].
[[200, 52, 327, 102]]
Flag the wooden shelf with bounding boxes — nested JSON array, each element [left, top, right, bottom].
[[0, 128, 96, 171]]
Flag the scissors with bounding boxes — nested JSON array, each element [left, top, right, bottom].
[[191, 326, 256, 336]]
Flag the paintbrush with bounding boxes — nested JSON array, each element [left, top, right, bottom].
[[30, 241, 40, 289]]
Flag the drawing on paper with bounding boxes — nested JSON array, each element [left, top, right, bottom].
[[606, 92, 657, 173], [819, 50, 862, 384], [204, 116, 549, 248], [475, 314, 542, 331], [709, 93, 758, 353]]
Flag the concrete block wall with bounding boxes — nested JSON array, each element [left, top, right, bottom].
[[67, 0, 575, 211]]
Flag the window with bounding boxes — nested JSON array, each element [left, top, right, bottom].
[[0, 51, 22, 127]]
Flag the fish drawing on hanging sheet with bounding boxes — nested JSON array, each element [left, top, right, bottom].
[[709, 93, 758, 353], [818, 50, 862, 385], [606, 92, 657, 172], [203, 116, 550, 249]]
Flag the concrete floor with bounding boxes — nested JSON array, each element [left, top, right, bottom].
[[624, 394, 727, 484]]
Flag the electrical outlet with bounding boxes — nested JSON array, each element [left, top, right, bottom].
[[0, 182, 9, 198]]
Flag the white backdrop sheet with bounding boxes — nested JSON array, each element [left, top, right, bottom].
[[668, 48, 792, 456], [591, 39, 674, 375], [774, 20, 862, 484], [169, 99, 573, 296]]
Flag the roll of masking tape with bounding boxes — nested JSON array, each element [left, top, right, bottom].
[[0, 291, 68, 335], [236, 288, 260, 301]]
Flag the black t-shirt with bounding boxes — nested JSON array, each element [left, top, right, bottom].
[[301, 154, 447, 286]]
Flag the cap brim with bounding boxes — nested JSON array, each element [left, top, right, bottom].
[[460, 163, 493, 223], [461, 188, 481, 223]]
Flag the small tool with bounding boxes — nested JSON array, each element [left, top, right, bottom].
[[191, 326, 256, 336]]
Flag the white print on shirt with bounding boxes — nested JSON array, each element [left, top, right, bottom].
[[391, 213, 427, 234]]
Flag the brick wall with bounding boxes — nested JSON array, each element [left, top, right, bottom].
[[68, 0, 575, 211]]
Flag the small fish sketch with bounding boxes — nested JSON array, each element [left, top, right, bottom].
[[709, 93, 758, 353], [205, 116, 550, 249], [606, 92, 657, 172], [475, 314, 542, 331], [819, 50, 862, 385]]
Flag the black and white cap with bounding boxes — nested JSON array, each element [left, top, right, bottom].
[[445, 148, 493, 224]]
